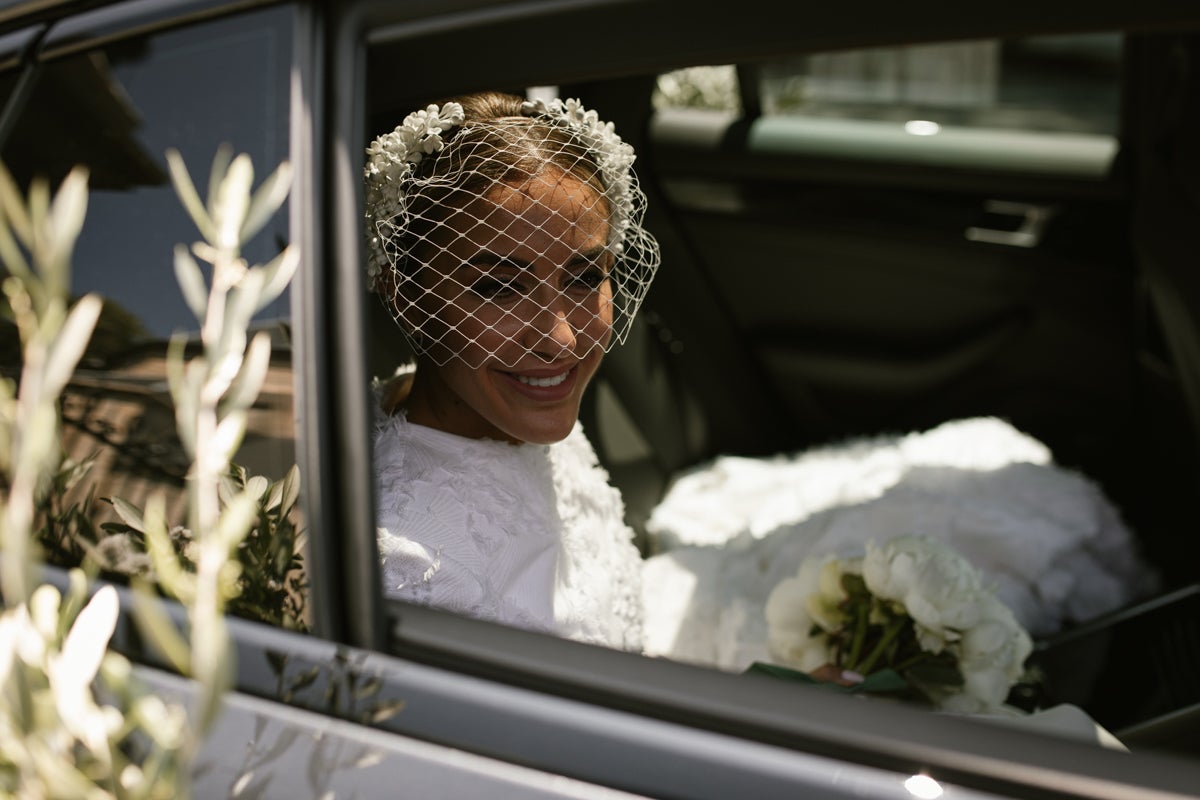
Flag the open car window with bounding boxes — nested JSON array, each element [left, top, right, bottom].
[[350, 2, 1200, 787]]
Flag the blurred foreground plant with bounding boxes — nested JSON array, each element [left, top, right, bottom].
[[0, 146, 297, 796], [0, 164, 189, 796], [130, 144, 299, 736]]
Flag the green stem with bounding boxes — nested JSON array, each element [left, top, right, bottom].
[[855, 616, 906, 675], [845, 600, 869, 668], [893, 650, 931, 673]]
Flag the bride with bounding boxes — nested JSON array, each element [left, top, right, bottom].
[[366, 91, 656, 651], [364, 91, 1155, 669]]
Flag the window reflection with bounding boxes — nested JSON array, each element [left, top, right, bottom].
[[0, 7, 300, 627]]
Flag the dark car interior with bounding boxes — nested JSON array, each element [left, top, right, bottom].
[[364, 16, 1200, 754]]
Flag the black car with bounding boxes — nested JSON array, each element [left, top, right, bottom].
[[3, 0, 1200, 796]]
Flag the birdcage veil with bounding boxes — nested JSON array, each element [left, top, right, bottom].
[[363, 97, 660, 370]]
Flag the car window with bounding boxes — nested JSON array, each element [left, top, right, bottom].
[[656, 34, 1120, 133], [0, 5, 304, 630], [357, 10, 1200, 793], [654, 34, 1121, 178]]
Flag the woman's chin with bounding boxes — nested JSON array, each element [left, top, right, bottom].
[[500, 412, 578, 445]]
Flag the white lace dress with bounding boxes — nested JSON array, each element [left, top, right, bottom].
[[374, 409, 643, 652]]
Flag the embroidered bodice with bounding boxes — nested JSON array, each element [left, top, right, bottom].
[[374, 409, 643, 652]]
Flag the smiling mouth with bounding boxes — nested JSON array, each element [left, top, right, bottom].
[[515, 371, 570, 388]]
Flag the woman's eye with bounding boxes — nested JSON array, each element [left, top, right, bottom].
[[567, 266, 608, 293], [470, 276, 522, 300]]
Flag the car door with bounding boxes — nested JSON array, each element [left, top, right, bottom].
[[345, 1, 1200, 798]]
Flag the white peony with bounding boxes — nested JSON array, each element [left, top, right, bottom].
[[863, 536, 984, 649], [765, 535, 1032, 712], [764, 557, 835, 672], [952, 594, 1034, 711]]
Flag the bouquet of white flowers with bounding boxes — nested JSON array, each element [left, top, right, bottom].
[[762, 535, 1033, 712]]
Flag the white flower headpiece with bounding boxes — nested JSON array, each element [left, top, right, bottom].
[[362, 97, 661, 369], [363, 102, 467, 285]]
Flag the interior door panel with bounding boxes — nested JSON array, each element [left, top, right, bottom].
[[572, 38, 1194, 579]]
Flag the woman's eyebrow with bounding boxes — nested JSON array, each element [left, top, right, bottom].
[[463, 245, 608, 270], [570, 245, 608, 266], [465, 252, 528, 270]]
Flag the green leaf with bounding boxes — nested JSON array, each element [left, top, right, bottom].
[[240, 161, 292, 245], [907, 659, 964, 688], [143, 493, 195, 601], [209, 409, 247, 468], [245, 475, 269, 502], [28, 176, 49, 240], [131, 579, 191, 675], [221, 268, 265, 350], [214, 154, 253, 250], [46, 167, 89, 270], [218, 469, 240, 507], [41, 293, 101, 398], [55, 567, 90, 640], [192, 615, 233, 735], [353, 676, 383, 701], [0, 160, 32, 243], [265, 649, 288, 676], [108, 495, 147, 532], [280, 464, 301, 513], [215, 488, 259, 552], [254, 245, 300, 313], [265, 477, 284, 511], [0, 207, 31, 278], [205, 144, 234, 224], [166, 148, 216, 243], [222, 331, 271, 414], [165, 332, 189, 402], [856, 668, 910, 694], [744, 662, 820, 684], [174, 244, 209, 321], [21, 404, 60, 475], [369, 699, 406, 724]]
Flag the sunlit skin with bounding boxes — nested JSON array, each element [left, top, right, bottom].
[[403, 168, 614, 444]]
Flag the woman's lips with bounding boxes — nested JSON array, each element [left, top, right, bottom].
[[517, 372, 569, 388], [501, 365, 577, 398]]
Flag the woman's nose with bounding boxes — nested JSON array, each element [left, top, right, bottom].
[[525, 284, 577, 358]]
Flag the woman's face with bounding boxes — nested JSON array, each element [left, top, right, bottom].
[[405, 168, 614, 444]]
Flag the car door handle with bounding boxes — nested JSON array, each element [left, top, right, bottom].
[[965, 200, 1057, 248]]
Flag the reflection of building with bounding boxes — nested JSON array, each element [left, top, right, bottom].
[[58, 340, 296, 529], [3, 51, 166, 189]]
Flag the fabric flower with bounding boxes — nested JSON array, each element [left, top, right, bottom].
[[363, 102, 466, 285]]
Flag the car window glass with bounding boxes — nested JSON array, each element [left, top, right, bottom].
[[655, 34, 1121, 137], [652, 65, 740, 113], [0, 6, 305, 631]]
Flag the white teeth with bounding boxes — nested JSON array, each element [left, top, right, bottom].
[[517, 372, 568, 387]]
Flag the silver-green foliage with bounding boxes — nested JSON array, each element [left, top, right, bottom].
[[0, 147, 297, 797], [130, 146, 299, 736], [0, 165, 189, 798]]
